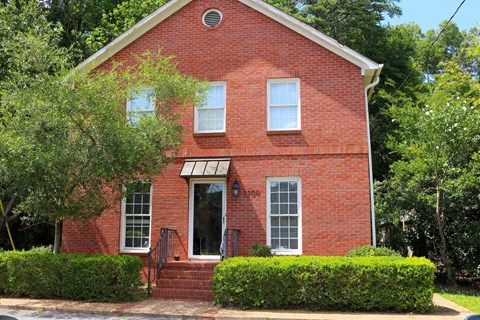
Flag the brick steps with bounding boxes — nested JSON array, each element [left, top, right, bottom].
[[152, 261, 217, 300]]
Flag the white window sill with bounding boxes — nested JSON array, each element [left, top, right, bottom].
[[120, 248, 150, 254], [272, 250, 302, 256]]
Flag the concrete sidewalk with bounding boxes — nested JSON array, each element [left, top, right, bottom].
[[0, 294, 475, 320]]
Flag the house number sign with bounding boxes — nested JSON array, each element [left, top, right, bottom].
[[243, 190, 261, 197]]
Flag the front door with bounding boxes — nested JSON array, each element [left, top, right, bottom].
[[189, 180, 226, 259]]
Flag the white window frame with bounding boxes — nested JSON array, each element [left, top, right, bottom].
[[126, 88, 155, 125], [194, 81, 226, 133], [267, 78, 301, 131], [120, 182, 153, 253], [266, 177, 302, 255]]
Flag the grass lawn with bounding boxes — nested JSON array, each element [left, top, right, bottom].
[[437, 286, 480, 313]]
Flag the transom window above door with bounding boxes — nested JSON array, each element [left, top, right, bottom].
[[267, 79, 301, 131], [195, 82, 226, 133]]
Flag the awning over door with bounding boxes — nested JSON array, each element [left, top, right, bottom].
[[180, 158, 231, 178]]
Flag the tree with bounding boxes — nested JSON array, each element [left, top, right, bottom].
[[383, 63, 480, 283], [0, 1, 206, 253]]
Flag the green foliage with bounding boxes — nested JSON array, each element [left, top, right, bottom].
[[378, 63, 480, 278], [250, 244, 273, 257], [346, 245, 401, 257], [86, 0, 170, 55], [0, 251, 143, 301], [212, 256, 435, 313], [0, 46, 206, 223]]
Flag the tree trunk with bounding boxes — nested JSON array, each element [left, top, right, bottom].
[[435, 184, 455, 284], [53, 219, 63, 254]]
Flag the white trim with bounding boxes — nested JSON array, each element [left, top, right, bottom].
[[267, 78, 301, 131], [73, 0, 382, 87], [75, 0, 192, 73], [365, 73, 381, 246], [194, 81, 227, 133], [266, 177, 302, 255], [188, 178, 226, 259], [120, 182, 153, 253]]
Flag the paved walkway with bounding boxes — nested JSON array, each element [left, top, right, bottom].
[[0, 294, 475, 320]]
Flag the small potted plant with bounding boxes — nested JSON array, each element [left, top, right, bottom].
[[173, 251, 180, 261]]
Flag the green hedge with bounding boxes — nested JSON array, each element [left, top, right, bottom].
[[0, 251, 143, 302], [346, 245, 402, 257], [212, 256, 435, 313]]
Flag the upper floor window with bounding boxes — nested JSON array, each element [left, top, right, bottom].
[[195, 82, 226, 133], [267, 79, 300, 131], [121, 181, 152, 252], [127, 88, 155, 125]]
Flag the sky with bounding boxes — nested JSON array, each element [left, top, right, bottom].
[[384, 0, 480, 32]]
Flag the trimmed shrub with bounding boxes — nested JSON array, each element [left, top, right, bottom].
[[0, 251, 143, 302], [346, 245, 401, 257], [212, 256, 435, 313]]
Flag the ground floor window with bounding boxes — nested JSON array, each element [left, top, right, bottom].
[[267, 177, 302, 255], [121, 181, 152, 252]]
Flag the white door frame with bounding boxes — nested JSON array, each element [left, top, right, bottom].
[[188, 178, 226, 259]]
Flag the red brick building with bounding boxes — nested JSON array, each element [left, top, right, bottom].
[[62, 0, 382, 263]]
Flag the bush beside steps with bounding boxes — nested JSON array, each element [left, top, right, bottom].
[[212, 256, 435, 313], [0, 251, 143, 302]]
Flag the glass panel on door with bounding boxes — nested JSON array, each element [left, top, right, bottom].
[[193, 182, 224, 256]]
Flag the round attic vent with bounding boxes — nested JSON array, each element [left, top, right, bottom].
[[202, 9, 222, 27]]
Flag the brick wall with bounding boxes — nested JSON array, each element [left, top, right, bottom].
[[62, 0, 372, 257]]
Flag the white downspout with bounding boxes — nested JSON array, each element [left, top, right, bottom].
[[364, 69, 381, 247]]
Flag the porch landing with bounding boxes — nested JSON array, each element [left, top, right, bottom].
[[152, 260, 218, 301]]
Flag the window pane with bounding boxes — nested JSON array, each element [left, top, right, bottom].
[[289, 181, 297, 191], [289, 204, 297, 215], [206, 85, 225, 107], [280, 182, 289, 192], [289, 192, 297, 203], [271, 193, 279, 203], [129, 89, 154, 112], [290, 216, 298, 226], [280, 192, 288, 203], [271, 106, 297, 130], [280, 217, 289, 226], [271, 239, 280, 249], [281, 239, 289, 248], [271, 204, 279, 215], [290, 228, 298, 238], [280, 204, 288, 214], [198, 109, 224, 131], [290, 239, 298, 249], [271, 227, 279, 238], [270, 181, 279, 192], [270, 82, 297, 105], [271, 217, 279, 226], [280, 228, 289, 237]]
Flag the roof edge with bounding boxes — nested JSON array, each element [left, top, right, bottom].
[[75, 0, 382, 81], [75, 0, 192, 73], [239, 0, 381, 71]]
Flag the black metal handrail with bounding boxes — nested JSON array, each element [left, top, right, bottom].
[[220, 228, 241, 261], [147, 228, 177, 297]]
